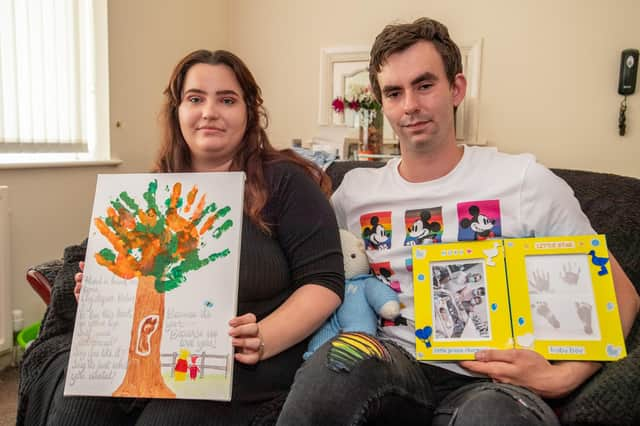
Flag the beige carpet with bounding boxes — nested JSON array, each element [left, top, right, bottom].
[[0, 366, 18, 426]]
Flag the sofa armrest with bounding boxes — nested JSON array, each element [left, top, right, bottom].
[[25, 259, 63, 305]]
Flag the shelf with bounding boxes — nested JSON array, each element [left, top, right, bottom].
[[355, 153, 400, 161]]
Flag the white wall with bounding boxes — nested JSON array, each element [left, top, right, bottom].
[[229, 0, 639, 177], [0, 0, 230, 327], [2, 0, 639, 328]]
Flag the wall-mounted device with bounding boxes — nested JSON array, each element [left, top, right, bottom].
[[619, 49, 638, 95], [618, 49, 639, 136]]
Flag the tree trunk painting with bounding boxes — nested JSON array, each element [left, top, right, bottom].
[[91, 180, 233, 398], [113, 275, 174, 397]]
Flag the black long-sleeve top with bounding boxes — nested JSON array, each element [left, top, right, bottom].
[[233, 161, 344, 401]]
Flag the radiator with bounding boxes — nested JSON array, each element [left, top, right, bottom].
[[0, 186, 11, 352]]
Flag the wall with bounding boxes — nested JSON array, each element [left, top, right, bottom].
[[229, 0, 639, 178], [0, 0, 230, 327]]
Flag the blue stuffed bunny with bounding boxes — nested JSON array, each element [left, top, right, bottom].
[[304, 229, 400, 359]]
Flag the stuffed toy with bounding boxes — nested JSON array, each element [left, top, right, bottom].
[[304, 229, 400, 359]]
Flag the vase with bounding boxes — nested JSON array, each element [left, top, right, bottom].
[[358, 110, 383, 157]]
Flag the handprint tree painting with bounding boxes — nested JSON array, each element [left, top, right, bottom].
[[99, 179, 234, 398], [65, 173, 244, 401]]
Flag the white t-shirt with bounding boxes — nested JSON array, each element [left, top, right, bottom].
[[332, 145, 595, 373]]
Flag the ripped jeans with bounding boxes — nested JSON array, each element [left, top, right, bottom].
[[276, 333, 559, 426]]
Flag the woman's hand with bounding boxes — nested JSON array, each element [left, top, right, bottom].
[[459, 348, 600, 399], [74, 261, 84, 302], [229, 313, 264, 365]]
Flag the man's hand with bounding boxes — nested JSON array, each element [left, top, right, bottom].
[[459, 349, 600, 399]]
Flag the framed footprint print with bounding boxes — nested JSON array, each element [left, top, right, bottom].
[[413, 235, 627, 361], [505, 235, 626, 361]]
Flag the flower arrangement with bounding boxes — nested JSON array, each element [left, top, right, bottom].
[[332, 84, 383, 153], [331, 84, 381, 116]]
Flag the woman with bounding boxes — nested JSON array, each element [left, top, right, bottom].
[[19, 50, 344, 425]]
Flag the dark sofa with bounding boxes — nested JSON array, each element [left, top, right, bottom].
[[21, 161, 640, 425], [326, 161, 640, 426]]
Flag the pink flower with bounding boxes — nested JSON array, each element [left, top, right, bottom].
[[348, 100, 360, 111], [332, 97, 345, 113]]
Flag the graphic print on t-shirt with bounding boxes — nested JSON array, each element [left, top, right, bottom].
[[370, 261, 402, 293], [457, 200, 502, 241], [360, 211, 392, 250], [403, 207, 443, 246]]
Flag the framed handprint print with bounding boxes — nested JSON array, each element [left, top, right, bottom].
[[505, 235, 626, 361], [413, 235, 627, 361]]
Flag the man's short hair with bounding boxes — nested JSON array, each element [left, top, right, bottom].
[[369, 17, 463, 101]]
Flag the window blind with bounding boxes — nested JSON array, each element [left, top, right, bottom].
[[0, 0, 95, 154]]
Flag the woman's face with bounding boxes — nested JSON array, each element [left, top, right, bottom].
[[178, 63, 248, 172]]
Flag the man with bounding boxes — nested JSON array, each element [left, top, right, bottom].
[[277, 17, 639, 425]]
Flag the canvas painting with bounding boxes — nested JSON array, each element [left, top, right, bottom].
[[64, 172, 244, 400]]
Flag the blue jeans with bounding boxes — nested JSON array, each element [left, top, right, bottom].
[[276, 333, 559, 426]]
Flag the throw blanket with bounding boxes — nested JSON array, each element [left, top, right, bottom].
[[17, 241, 86, 426]]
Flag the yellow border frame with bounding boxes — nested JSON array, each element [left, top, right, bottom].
[[504, 235, 626, 361], [413, 241, 513, 360]]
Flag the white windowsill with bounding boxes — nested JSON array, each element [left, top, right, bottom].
[[0, 158, 123, 170]]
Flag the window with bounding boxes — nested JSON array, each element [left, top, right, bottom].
[[0, 0, 110, 165]]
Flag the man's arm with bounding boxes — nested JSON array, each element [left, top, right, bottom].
[[608, 254, 640, 336]]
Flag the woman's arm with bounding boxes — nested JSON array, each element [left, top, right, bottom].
[[230, 162, 345, 364], [230, 284, 341, 364]]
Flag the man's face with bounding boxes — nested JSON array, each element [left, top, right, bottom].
[[377, 41, 466, 154]]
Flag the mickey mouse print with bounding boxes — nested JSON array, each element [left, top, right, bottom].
[[360, 211, 393, 250], [403, 207, 443, 246], [457, 200, 502, 241]]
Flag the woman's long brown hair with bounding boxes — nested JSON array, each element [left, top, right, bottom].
[[154, 49, 331, 233]]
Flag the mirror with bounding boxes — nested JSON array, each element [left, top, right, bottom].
[[319, 47, 395, 141], [318, 47, 369, 126], [340, 69, 369, 127]]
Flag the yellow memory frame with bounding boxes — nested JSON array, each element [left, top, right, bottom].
[[413, 241, 513, 361], [505, 235, 626, 361]]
